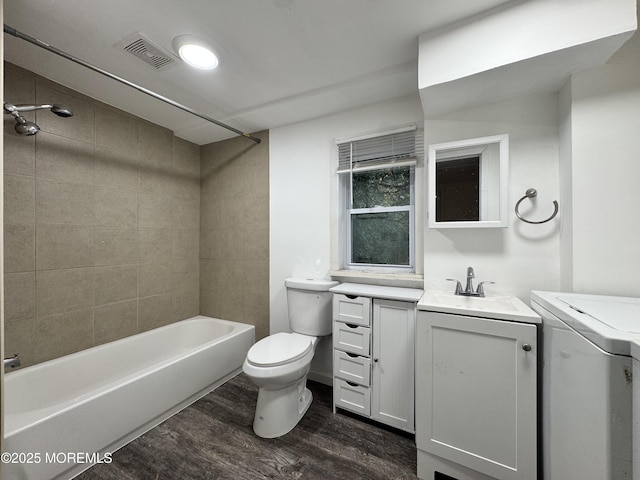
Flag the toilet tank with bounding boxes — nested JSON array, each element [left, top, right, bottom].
[[285, 278, 339, 336]]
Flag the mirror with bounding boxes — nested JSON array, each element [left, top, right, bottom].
[[428, 134, 508, 228]]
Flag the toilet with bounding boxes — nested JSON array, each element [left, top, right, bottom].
[[242, 277, 338, 438]]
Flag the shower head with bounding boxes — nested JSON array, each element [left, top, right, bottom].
[[3, 101, 73, 136], [7, 103, 74, 117], [14, 116, 40, 136], [50, 104, 74, 117]]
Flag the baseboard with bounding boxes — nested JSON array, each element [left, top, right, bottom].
[[308, 370, 332, 386]]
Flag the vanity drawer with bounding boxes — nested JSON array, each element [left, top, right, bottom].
[[334, 378, 371, 416], [333, 350, 371, 386], [333, 294, 371, 326], [333, 321, 371, 356]]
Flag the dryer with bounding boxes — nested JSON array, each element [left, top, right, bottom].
[[531, 291, 638, 480]]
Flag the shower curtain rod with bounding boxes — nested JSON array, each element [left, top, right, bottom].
[[3, 24, 261, 144]]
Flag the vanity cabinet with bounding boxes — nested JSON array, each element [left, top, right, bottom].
[[331, 284, 423, 434], [416, 303, 540, 480]]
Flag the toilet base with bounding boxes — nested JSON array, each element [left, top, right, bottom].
[[252, 378, 313, 438]]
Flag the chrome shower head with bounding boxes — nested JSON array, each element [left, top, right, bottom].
[[14, 115, 40, 136], [6, 103, 74, 116], [50, 104, 73, 117], [4, 101, 72, 136]]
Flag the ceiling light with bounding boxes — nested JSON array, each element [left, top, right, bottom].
[[173, 35, 219, 70]]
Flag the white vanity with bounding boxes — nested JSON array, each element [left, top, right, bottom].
[[330, 282, 423, 433], [416, 291, 541, 480]]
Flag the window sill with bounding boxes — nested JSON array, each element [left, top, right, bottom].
[[328, 269, 424, 289]]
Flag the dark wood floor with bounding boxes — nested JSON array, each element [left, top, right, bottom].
[[76, 373, 418, 480]]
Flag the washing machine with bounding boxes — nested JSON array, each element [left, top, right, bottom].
[[531, 291, 637, 480]]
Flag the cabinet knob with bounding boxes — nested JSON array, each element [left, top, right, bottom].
[[522, 344, 532, 352], [373, 358, 379, 363]]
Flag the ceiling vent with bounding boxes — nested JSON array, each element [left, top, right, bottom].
[[117, 33, 176, 70]]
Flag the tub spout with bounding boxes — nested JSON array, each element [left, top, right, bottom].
[[4, 354, 21, 369]]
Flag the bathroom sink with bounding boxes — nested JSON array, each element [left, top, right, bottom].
[[418, 291, 541, 323]]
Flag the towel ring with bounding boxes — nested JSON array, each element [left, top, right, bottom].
[[515, 188, 559, 224]]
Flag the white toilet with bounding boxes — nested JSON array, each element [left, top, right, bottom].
[[242, 277, 338, 438]]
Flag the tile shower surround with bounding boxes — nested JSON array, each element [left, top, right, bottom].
[[3, 62, 270, 368], [200, 132, 270, 341]]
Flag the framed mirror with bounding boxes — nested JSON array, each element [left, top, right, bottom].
[[428, 134, 508, 228]]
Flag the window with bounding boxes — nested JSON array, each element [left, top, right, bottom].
[[337, 126, 422, 271]]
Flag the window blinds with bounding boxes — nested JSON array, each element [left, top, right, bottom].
[[337, 126, 423, 173]]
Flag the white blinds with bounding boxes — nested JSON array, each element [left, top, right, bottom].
[[337, 126, 423, 173]]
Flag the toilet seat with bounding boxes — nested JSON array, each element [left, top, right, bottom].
[[247, 332, 313, 367]]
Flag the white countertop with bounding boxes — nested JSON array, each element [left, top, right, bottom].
[[330, 283, 424, 302], [418, 290, 541, 324]]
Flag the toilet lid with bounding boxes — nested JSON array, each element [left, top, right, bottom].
[[247, 332, 313, 367]]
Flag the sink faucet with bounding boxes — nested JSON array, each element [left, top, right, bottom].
[[465, 266, 475, 295], [446, 266, 494, 297]]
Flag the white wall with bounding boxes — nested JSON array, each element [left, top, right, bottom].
[[558, 81, 574, 292], [268, 3, 640, 387], [419, 0, 636, 88], [418, 0, 639, 299], [418, 0, 635, 118], [563, 22, 640, 296], [424, 93, 561, 301], [270, 95, 424, 382]]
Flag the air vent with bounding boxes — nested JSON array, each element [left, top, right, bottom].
[[117, 33, 176, 70]]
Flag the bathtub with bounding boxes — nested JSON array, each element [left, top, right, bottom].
[[3, 315, 255, 480]]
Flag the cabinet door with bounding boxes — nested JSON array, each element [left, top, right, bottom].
[[371, 299, 415, 432], [416, 311, 537, 480]]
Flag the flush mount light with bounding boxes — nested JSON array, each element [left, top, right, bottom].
[[172, 35, 219, 70]]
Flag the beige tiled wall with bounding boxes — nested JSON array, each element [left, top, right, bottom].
[[200, 131, 270, 341], [3, 63, 200, 367]]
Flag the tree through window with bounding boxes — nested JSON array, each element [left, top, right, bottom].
[[337, 127, 421, 270]]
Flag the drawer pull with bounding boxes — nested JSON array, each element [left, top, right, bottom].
[[345, 294, 359, 299], [345, 323, 359, 329], [346, 381, 359, 387], [346, 352, 359, 358]]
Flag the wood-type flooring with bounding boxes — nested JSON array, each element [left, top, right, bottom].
[[76, 373, 418, 480]]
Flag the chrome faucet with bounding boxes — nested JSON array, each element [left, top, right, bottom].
[[4, 354, 21, 370], [465, 266, 475, 295], [446, 266, 494, 297]]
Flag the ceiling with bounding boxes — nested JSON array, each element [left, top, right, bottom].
[[4, 0, 515, 145]]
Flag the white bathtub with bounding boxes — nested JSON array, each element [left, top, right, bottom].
[[3, 315, 255, 480]]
